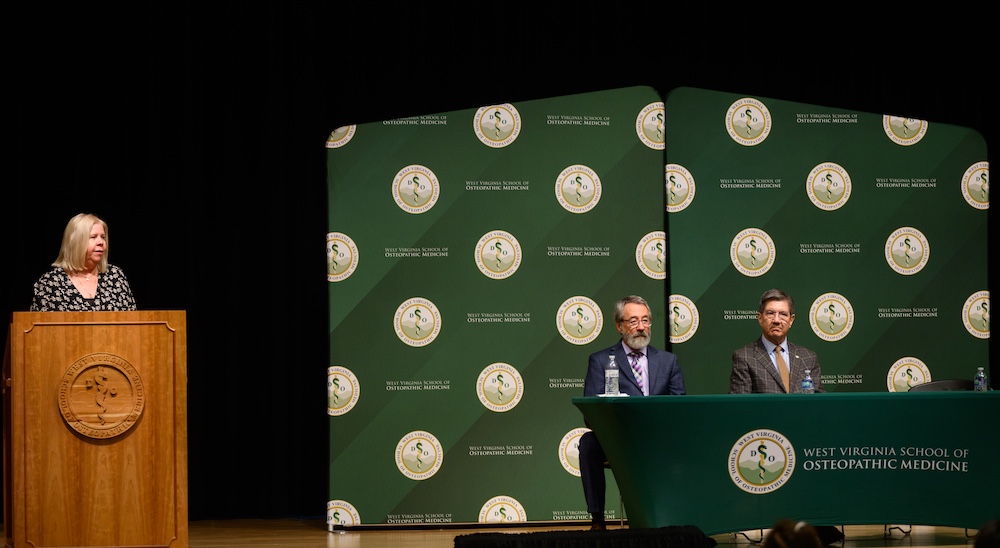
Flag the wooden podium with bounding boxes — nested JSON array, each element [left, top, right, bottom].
[[3, 311, 188, 548]]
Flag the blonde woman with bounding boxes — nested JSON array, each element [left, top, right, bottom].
[[30, 213, 137, 311]]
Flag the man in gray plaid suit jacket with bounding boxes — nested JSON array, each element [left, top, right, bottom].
[[729, 288, 825, 394], [730, 289, 844, 545]]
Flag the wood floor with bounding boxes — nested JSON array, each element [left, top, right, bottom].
[[187, 520, 980, 547]]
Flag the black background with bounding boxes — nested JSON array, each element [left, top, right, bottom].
[[7, 6, 993, 520]]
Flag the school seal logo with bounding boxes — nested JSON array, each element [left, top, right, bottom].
[[392, 164, 441, 214], [328, 366, 360, 416], [884, 226, 929, 276], [806, 162, 852, 211], [325, 125, 357, 149], [882, 115, 928, 146], [327, 232, 359, 282], [556, 164, 602, 213], [668, 294, 699, 344], [556, 296, 603, 346], [962, 290, 990, 339], [635, 101, 665, 150], [395, 430, 444, 481], [666, 163, 696, 213], [558, 427, 589, 477], [960, 161, 989, 210], [479, 495, 528, 524], [809, 292, 855, 342], [726, 97, 772, 146], [393, 297, 442, 347], [58, 352, 145, 440], [886, 356, 932, 393], [327, 499, 361, 529], [477, 362, 525, 413], [636, 231, 667, 280], [729, 429, 795, 494], [730, 228, 776, 277], [474, 104, 522, 148], [475, 230, 523, 279]]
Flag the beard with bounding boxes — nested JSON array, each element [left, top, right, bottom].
[[623, 330, 650, 349]]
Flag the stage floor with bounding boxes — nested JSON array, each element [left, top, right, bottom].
[[188, 520, 979, 547]]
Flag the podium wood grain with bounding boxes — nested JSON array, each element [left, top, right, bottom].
[[3, 311, 188, 547]]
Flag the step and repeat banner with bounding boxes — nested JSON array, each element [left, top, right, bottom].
[[663, 87, 988, 394], [326, 85, 989, 528], [326, 87, 667, 528]]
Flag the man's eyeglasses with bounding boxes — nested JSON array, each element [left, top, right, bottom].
[[622, 317, 651, 328], [762, 310, 792, 320]]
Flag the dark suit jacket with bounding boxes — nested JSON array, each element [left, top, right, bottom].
[[584, 342, 686, 397], [729, 337, 824, 393]]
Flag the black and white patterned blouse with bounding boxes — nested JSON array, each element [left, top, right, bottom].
[[30, 264, 137, 311]]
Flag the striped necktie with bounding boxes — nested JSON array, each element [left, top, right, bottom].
[[628, 352, 645, 393]]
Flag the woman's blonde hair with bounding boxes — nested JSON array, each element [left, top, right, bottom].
[[52, 213, 110, 273]]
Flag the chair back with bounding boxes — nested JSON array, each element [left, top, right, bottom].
[[907, 379, 975, 392]]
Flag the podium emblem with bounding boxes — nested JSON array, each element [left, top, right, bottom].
[[58, 352, 145, 440]]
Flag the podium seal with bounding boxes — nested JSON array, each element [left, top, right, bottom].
[[58, 352, 145, 440]]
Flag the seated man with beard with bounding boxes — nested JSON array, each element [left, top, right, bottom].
[[579, 295, 686, 530]]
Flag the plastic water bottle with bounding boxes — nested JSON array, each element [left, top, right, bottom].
[[974, 367, 987, 392], [800, 369, 815, 394], [604, 353, 620, 396]]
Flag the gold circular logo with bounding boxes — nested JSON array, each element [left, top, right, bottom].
[[58, 353, 145, 440], [884, 226, 929, 275], [730, 228, 776, 277], [960, 161, 989, 210], [392, 164, 441, 214], [475, 230, 523, 279], [474, 104, 522, 148], [479, 495, 527, 523], [886, 356, 931, 393], [668, 294, 699, 344], [635, 101, 665, 150], [808, 292, 855, 342], [476, 362, 524, 412], [556, 296, 603, 346], [636, 231, 667, 279], [325, 125, 357, 149], [393, 297, 443, 347], [555, 164, 602, 213], [327, 499, 362, 528], [395, 430, 444, 480], [962, 290, 990, 340], [806, 162, 852, 211], [327, 232, 359, 282], [557, 427, 589, 477], [729, 429, 795, 494], [726, 98, 772, 146], [882, 115, 928, 146], [666, 163, 696, 213]]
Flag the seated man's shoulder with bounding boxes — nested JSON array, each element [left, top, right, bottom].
[[732, 339, 760, 353], [789, 342, 818, 357]]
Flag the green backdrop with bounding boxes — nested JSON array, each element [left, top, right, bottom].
[[664, 87, 988, 395], [327, 87, 666, 527], [326, 86, 988, 528]]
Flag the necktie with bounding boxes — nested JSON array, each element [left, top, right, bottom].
[[629, 352, 645, 394], [775, 346, 790, 393]]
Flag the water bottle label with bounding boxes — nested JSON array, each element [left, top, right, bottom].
[[605, 370, 619, 395]]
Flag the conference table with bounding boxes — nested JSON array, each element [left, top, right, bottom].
[[573, 392, 999, 535]]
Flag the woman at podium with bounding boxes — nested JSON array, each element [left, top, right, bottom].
[[30, 212, 137, 311]]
